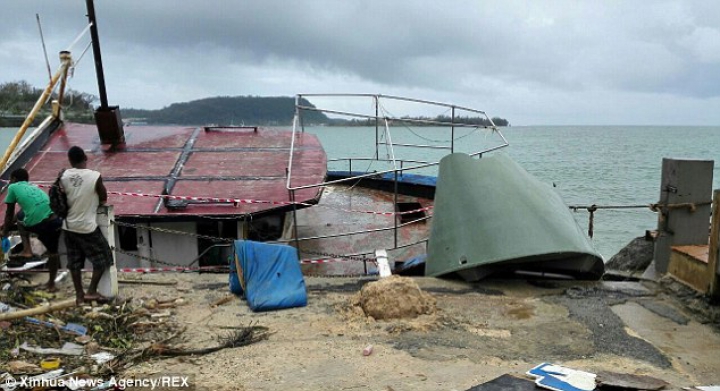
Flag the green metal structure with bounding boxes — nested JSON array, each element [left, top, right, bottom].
[[426, 153, 604, 281]]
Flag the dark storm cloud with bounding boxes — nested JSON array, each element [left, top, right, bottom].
[[1, 1, 720, 124]]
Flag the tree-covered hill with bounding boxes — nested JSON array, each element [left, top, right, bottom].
[[124, 95, 510, 127], [1, 81, 510, 127], [123, 96, 328, 126]]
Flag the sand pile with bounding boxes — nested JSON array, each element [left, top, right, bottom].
[[351, 276, 437, 320]]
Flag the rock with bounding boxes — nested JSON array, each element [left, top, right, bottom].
[[143, 299, 158, 309], [596, 371, 668, 390], [353, 276, 436, 320], [606, 236, 654, 272]]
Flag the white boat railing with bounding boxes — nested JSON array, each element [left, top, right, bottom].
[[285, 93, 510, 260], [286, 93, 508, 192]]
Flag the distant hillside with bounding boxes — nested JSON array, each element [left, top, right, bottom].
[[123, 96, 328, 126], [123, 95, 510, 127], [1, 82, 510, 127]]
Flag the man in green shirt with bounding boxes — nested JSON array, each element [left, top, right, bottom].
[[1, 168, 63, 291]]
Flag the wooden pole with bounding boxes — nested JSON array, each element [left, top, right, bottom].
[[0, 299, 75, 322], [0, 52, 71, 173], [708, 189, 720, 298]]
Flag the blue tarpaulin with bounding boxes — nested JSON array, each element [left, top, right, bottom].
[[232, 240, 307, 311]]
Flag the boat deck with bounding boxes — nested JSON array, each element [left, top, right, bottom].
[[294, 185, 432, 274], [7, 123, 326, 220]]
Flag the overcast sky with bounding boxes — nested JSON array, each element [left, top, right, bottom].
[[2, 1, 720, 126]]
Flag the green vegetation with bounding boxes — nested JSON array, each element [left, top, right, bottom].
[[123, 96, 328, 126], [2, 80, 510, 127], [0, 81, 95, 126], [125, 96, 510, 127]]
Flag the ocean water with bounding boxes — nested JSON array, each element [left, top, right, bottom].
[[300, 125, 720, 260], [2, 125, 718, 259]]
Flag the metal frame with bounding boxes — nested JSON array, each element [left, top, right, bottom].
[[285, 94, 509, 261]]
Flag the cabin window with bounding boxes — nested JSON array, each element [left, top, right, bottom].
[[197, 220, 237, 266], [118, 226, 138, 251], [396, 202, 426, 224], [248, 215, 284, 241]]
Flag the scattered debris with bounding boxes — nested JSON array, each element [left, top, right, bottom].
[[362, 345, 373, 356], [25, 317, 88, 336], [90, 352, 115, 365], [465, 374, 538, 391], [596, 371, 668, 390], [0, 273, 271, 385], [375, 249, 392, 278], [118, 279, 178, 286], [527, 363, 596, 391], [19, 341, 84, 356], [112, 324, 271, 370], [39, 357, 61, 370], [210, 294, 234, 308], [7, 360, 41, 374], [0, 298, 75, 321]]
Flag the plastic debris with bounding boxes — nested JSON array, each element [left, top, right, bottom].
[[527, 363, 596, 391], [1, 237, 10, 253], [40, 357, 61, 370], [23, 369, 65, 387], [19, 341, 84, 356], [90, 352, 115, 364], [25, 317, 88, 336], [362, 345, 373, 356], [1, 259, 47, 272], [375, 249, 392, 278]]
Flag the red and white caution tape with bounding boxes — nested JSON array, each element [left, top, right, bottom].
[[117, 266, 226, 273], [34, 184, 433, 216], [300, 258, 375, 264], [3, 259, 370, 274]]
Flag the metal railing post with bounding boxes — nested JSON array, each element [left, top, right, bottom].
[[375, 95, 379, 159], [394, 169, 399, 248], [290, 189, 301, 255], [451, 106, 456, 153]]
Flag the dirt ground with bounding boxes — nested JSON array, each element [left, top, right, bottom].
[[4, 272, 720, 391]]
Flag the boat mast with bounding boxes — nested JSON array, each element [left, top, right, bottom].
[[85, 0, 125, 145], [85, 0, 108, 108]]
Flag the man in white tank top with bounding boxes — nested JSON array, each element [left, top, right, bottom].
[[61, 146, 113, 305]]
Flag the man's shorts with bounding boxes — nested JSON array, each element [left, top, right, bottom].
[[17, 212, 62, 254], [63, 227, 113, 271]]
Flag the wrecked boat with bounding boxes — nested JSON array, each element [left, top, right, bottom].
[[0, 0, 599, 282], [426, 153, 605, 281]]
